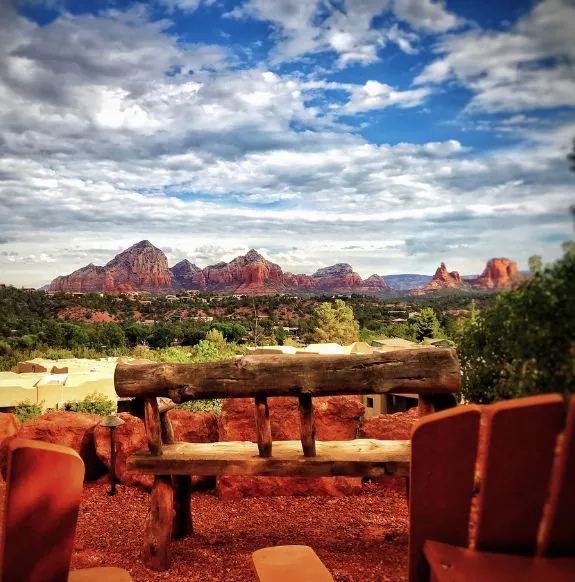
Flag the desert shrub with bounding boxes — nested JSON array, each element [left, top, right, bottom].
[[63, 392, 116, 415], [13, 400, 44, 423], [176, 399, 223, 415], [459, 248, 575, 404], [205, 328, 226, 348]]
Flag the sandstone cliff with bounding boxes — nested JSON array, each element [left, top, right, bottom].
[[49, 240, 173, 293], [170, 259, 206, 290], [470, 257, 523, 289]]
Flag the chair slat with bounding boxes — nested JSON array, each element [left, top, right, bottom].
[[0, 439, 85, 582], [408, 406, 481, 582], [540, 396, 575, 557], [475, 395, 564, 555]]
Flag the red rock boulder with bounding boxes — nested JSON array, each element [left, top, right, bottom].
[[1, 411, 107, 480], [93, 410, 219, 491], [359, 407, 419, 492], [0, 413, 21, 481], [217, 396, 364, 497]]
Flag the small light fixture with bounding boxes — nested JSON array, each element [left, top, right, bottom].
[[100, 415, 125, 496]]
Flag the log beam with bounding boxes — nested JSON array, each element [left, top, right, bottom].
[[172, 475, 193, 539], [115, 348, 460, 401], [254, 396, 272, 458], [143, 475, 174, 571], [144, 398, 163, 456], [298, 394, 316, 457]]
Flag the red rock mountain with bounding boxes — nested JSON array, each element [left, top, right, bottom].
[[47, 241, 523, 296], [170, 259, 206, 290], [470, 258, 522, 289], [49, 240, 173, 293]]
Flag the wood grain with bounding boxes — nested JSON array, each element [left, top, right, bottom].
[[127, 439, 410, 478], [114, 348, 461, 400], [298, 394, 316, 457], [172, 475, 193, 540], [144, 398, 163, 456], [160, 412, 175, 445], [254, 396, 272, 458], [142, 475, 174, 571]]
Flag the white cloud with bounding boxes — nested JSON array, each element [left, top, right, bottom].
[[392, 0, 461, 32], [414, 0, 575, 112], [342, 80, 431, 113], [0, 1, 572, 287]]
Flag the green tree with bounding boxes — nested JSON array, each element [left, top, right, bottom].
[[409, 307, 441, 341], [310, 299, 359, 344], [124, 323, 150, 346], [148, 325, 176, 349], [205, 328, 226, 348], [528, 254, 543, 274], [459, 248, 575, 404]]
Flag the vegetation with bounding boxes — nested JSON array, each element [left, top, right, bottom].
[[459, 248, 575, 403], [310, 299, 360, 344], [13, 400, 43, 423], [63, 392, 117, 415]]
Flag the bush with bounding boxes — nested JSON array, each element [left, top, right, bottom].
[[63, 392, 116, 415], [13, 400, 44, 423], [176, 399, 223, 415], [459, 248, 575, 404]]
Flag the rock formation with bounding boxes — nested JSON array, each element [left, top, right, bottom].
[[470, 257, 523, 289], [170, 259, 206, 290], [203, 249, 285, 294], [217, 396, 364, 497], [49, 243, 391, 295], [49, 240, 173, 293], [47, 240, 523, 296]]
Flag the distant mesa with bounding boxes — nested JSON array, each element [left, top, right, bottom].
[[47, 240, 525, 296]]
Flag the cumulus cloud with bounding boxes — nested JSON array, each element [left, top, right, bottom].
[[414, 0, 575, 112], [0, 0, 573, 287]]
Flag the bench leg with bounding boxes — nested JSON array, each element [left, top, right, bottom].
[[172, 475, 193, 539], [143, 475, 174, 571]]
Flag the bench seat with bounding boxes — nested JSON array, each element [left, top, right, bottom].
[[127, 439, 410, 477]]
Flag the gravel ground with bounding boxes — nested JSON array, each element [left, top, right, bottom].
[[0, 481, 409, 582]]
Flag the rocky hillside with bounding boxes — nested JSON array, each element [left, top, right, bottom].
[[48, 243, 392, 295], [49, 240, 173, 293], [48, 241, 525, 296]]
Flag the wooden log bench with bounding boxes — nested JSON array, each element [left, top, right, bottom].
[[114, 348, 461, 571]]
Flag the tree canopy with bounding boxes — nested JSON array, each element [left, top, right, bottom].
[[458, 248, 575, 403], [310, 299, 360, 344]]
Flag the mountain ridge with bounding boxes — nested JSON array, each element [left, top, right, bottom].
[[47, 241, 524, 295]]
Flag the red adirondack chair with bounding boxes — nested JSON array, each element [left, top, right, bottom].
[[409, 393, 575, 581], [0, 438, 133, 582]]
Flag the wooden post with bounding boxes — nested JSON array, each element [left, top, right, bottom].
[[298, 394, 316, 457], [172, 475, 193, 539], [160, 411, 175, 445], [144, 397, 163, 456], [143, 474, 174, 571], [254, 396, 272, 457]]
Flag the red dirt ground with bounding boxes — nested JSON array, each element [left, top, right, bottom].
[[0, 482, 409, 581]]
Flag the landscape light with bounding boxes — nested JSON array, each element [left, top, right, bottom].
[[100, 414, 125, 496]]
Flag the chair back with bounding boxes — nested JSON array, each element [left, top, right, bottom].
[[408, 394, 575, 582], [0, 439, 85, 582]]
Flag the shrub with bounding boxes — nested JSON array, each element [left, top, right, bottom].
[[459, 248, 575, 404], [176, 399, 223, 415], [63, 392, 116, 415], [13, 400, 44, 423]]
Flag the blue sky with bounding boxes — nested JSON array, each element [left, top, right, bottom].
[[0, 0, 574, 286]]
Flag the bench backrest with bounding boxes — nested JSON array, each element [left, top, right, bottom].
[[0, 439, 85, 582], [408, 394, 575, 582], [114, 349, 461, 458]]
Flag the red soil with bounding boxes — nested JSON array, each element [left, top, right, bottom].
[[0, 481, 409, 581]]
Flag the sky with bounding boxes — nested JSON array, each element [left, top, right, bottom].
[[0, 0, 574, 287]]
